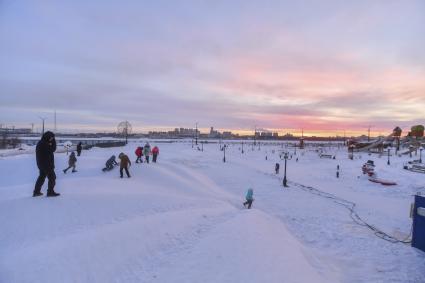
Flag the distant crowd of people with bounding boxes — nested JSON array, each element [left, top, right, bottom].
[[33, 132, 160, 197]]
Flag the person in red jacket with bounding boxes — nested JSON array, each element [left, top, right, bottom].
[[152, 146, 159, 163], [135, 146, 143, 163]]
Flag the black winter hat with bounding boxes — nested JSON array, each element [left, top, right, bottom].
[[41, 131, 55, 141]]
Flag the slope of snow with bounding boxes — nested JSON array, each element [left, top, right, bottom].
[[0, 141, 424, 282]]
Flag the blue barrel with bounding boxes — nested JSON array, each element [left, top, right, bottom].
[[412, 194, 425, 252]]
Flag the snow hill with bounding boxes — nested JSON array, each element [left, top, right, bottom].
[[1, 141, 424, 283]]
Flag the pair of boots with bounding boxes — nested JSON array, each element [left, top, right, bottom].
[[120, 167, 131, 178], [33, 191, 60, 197], [63, 166, 76, 174], [34, 170, 60, 197], [243, 200, 253, 209]]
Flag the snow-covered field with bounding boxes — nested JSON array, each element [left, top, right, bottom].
[[1, 141, 424, 283]]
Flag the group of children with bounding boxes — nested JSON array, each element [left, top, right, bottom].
[[62, 142, 254, 208], [101, 142, 160, 178], [63, 142, 160, 179], [134, 142, 160, 164]]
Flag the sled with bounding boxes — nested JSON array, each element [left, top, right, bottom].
[[368, 178, 397, 186], [319, 154, 335, 159], [404, 164, 425, 174], [362, 162, 375, 176]]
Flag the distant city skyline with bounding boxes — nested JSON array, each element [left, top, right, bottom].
[[0, 121, 414, 138], [1, 1, 424, 137]]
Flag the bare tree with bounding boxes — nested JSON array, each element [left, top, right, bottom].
[[117, 121, 132, 144]]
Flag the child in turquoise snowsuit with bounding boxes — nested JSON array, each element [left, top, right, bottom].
[[243, 188, 254, 209]]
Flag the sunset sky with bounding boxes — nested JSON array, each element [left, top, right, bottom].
[[1, 0, 424, 136]]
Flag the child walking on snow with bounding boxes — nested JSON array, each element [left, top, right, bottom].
[[243, 188, 254, 209], [152, 146, 159, 163], [135, 146, 143, 163], [118, 152, 131, 178], [63, 152, 77, 173], [143, 142, 151, 163]]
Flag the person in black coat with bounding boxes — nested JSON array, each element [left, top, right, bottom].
[[76, 142, 82, 156], [33, 131, 60, 197]]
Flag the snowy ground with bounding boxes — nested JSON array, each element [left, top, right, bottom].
[[1, 141, 424, 283]]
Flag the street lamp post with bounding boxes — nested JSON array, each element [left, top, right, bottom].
[[387, 146, 391, 165], [419, 146, 423, 163], [41, 119, 45, 135], [283, 152, 288, 187], [201, 141, 204, 152], [349, 145, 354, 160], [254, 126, 257, 146], [223, 144, 226, 163], [38, 116, 47, 136], [195, 122, 198, 145], [241, 141, 244, 154]]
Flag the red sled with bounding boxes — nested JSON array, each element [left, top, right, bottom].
[[368, 178, 397, 186]]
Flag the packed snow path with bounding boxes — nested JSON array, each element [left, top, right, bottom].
[[1, 141, 424, 283]]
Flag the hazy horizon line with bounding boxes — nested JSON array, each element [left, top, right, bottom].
[[7, 124, 416, 138]]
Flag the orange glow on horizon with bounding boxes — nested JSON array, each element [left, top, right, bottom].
[[44, 123, 397, 138], [223, 129, 391, 138]]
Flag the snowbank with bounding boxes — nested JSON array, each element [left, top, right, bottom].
[[0, 144, 333, 283]]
